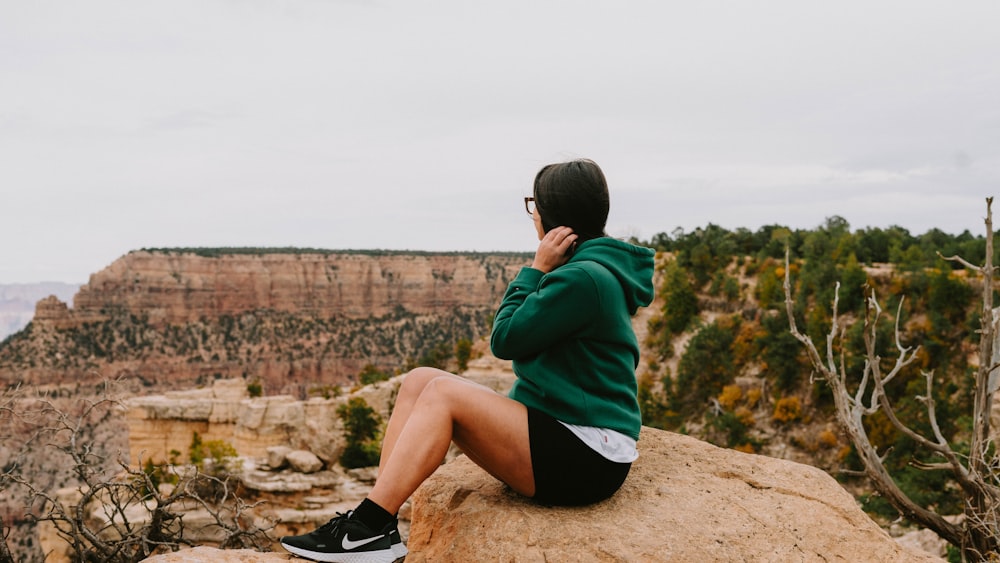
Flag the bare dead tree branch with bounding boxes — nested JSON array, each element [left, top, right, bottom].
[[938, 252, 982, 272], [783, 251, 964, 548], [2, 381, 274, 562], [785, 197, 1000, 559], [0, 516, 12, 563]]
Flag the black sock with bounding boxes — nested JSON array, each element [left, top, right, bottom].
[[353, 498, 396, 532]]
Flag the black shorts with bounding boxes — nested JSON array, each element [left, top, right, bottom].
[[526, 407, 632, 506]]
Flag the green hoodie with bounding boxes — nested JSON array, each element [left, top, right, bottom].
[[490, 237, 655, 440]]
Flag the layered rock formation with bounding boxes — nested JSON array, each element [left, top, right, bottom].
[[0, 249, 529, 392], [63, 250, 527, 325], [125, 349, 514, 467], [124, 375, 406, 467]]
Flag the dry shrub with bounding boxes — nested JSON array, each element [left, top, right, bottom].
[[717, 384, 743, 410], [734, 406, 755, 427], [817, 429, 839, 449], [732, 324, 764, 367], [772, 396, 801, 423]]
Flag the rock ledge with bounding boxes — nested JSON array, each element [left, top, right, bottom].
[[405, 426, 941, 562]]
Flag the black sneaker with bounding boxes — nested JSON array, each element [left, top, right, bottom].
[[280, 511, 396, 563], [383, 523, 408, 560]]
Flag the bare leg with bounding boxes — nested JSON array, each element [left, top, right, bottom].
[[379, 367, 514, 474], [369, 368, 533, 515], [377, 367, 446, 475]]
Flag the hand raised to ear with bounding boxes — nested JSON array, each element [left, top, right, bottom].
[[531, 226, 578, 274]]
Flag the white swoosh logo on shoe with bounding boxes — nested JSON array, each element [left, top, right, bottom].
[[342, 534, 383, 550]]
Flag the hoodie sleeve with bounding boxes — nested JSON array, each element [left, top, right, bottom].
[[490, 265, 598, 360]]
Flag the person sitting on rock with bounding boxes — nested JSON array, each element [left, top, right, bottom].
[[280, 158, 656, 563]]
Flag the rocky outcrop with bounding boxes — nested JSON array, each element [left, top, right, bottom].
[[64, 250, 527, 326], [125, 375, 405, 466], [405, 427, 942, 562], [32, 295, 74, 329], [124, 349, 514, 467], [126, 378, 263, 464], [2, 250, 528, 391]]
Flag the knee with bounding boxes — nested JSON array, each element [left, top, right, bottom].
[[412, 376, 466, 410], [398, 367, 447, 404]]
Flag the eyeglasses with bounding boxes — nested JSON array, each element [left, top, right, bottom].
[[524, 196, 535, 216]]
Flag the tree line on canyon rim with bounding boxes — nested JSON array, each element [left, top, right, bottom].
[[637, 214, 990, 560], [0, 215, 993, 560]]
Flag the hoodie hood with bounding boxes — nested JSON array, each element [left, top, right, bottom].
[[568, 237, 655, 314]]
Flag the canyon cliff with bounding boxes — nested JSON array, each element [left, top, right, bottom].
[[72, 249, 525, 323], [0, 249, 529, 395]]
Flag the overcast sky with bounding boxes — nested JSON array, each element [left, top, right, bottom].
[[2, 1, 999, 284]]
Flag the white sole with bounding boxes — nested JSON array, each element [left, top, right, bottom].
[[281, 541, 397, 563]]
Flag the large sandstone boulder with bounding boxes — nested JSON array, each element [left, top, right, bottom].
[[406, 427, 943, 562]]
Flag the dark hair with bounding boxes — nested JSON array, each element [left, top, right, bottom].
[[533, 159, 609, 243]]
